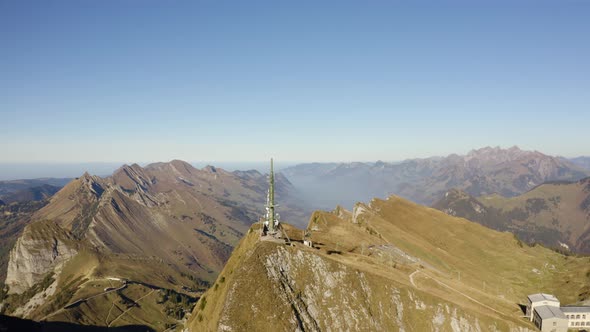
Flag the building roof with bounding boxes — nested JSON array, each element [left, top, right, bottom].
[[528, 293, 559, 303], [560, 306, 590, 313], [535, 305, 567, 320]]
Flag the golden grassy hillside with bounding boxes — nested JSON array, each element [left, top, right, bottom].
[[435, 177, 590, 253], [189, 196, 590, 331]]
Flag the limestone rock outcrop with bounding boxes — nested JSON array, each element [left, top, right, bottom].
[[5, 223, 77, 294]]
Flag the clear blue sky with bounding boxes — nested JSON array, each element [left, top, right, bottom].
[[1, 0, 589, 163]]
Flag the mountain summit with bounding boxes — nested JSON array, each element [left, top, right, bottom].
[[1, 161, 305, 330]]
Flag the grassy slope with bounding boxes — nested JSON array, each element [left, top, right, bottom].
[[366, 197, 589, 305], [478, 179, 590, 251], [189, 197, 590, 331], [14, 247, 199, 331]]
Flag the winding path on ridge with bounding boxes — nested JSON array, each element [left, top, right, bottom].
[[41, 278, 127, 321], [107, 289, 156, 327], [408, 269, 510, 319]]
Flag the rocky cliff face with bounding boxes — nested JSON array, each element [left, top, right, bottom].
[[189, 231, 538, 332], [258, 246, 530, 332], [5, 222, 77, 294]]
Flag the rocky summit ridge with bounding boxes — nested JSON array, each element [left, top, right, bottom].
[[188, 195, 590, 332]]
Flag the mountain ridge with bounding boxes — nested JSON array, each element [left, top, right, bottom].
[[282, 146, 589, 209], [433, 176, 590, 253]]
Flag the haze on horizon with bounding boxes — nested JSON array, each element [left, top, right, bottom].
[[1, 1, 589, 164]]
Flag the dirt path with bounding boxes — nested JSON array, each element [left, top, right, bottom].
[[409, 270, 509, 318], [64, 281, 127, 309], [41, 279, 126, 322], [409, 270, 419, 288], [105, 301, 116, 326], [107, 289, 156, 327]]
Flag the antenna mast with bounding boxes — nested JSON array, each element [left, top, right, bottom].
[[267, 158, 276, 232]]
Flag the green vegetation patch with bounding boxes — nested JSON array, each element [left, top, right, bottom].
[[156, 288, 197, 320]]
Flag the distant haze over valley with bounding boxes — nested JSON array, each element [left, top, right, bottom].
[[282, 146, 590, 209]]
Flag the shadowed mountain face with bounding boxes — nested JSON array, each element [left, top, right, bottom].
[[0, 178, 71, 201], [433, 177, 590, 254], [188, 196, 590, 331], [0, 314, 155, 332], [282, 146, 589, 209], [0, 184, 61, 204], [0, 160, 306, 330]]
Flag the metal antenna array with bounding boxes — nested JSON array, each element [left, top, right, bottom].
[[262, 158, 281, 236]]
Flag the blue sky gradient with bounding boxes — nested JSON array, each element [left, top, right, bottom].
[[1, 1, 589, 163]]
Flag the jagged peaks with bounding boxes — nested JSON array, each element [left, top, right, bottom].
[[232, 169, 263, 179], [202, 165, 218, 173], [113, 163, 145, 177], [202, 165, 235, 179], [169, 159, 197, 173], [331, 205, 352, 221], [143, 159, 197, 175], [112, 163, 151, 191], [54, 171, 106, 199], [467, 145, 524, 157]]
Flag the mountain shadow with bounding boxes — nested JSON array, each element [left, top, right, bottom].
[[0, 314, 155, 332]]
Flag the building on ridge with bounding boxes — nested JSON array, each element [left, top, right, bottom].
[[526, 293, 590, 332], [532, 305, 568, 332], [526, 293, 560, 321], [561, 306, 590, 329]]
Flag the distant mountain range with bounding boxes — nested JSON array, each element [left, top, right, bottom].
[[0, 160, 307, 329], [569, 156, 590, 171], [433, 177, 590, 254], [282, 146, 590, 209], [0, 178, 70, 204]]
